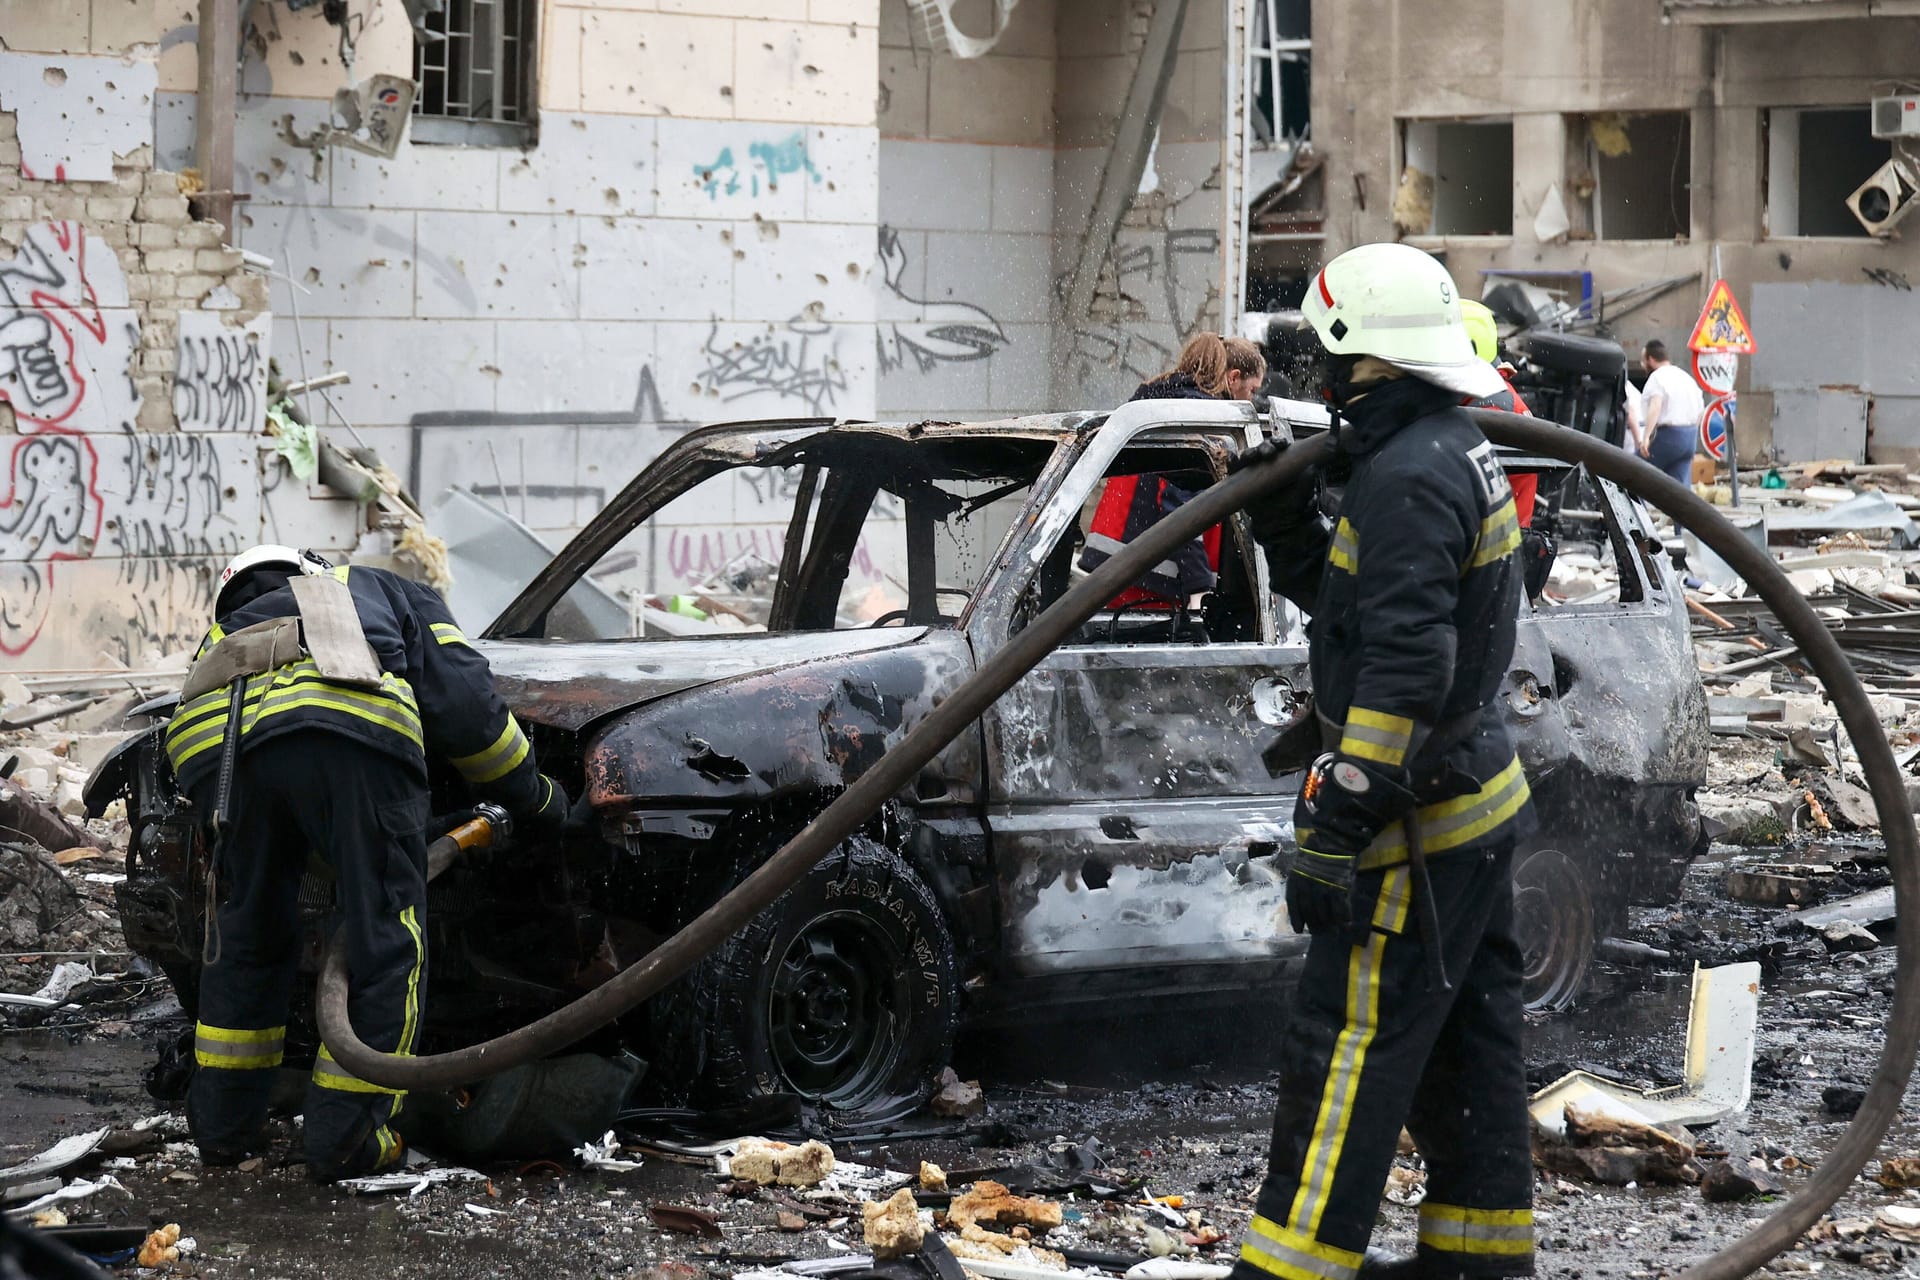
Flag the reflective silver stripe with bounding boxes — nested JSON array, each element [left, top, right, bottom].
[[1360, 312, 1452, 329], [1290, 932, 1385, 1232], [1339, 720, 1405, 754], [1423, 1220, 1533, 1244], [1084, 531, 1179, 580], [194, 1035, 284, 1060], [1243, 1218, 1360, 1280]]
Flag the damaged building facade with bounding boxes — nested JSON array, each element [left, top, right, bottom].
[[0, 0, 1248, 669], [1301, 0, 1920, 464]]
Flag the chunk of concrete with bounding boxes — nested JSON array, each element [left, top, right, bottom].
[[1700, 1157, 1782, 1202], [863, 1188, 924, 1260]]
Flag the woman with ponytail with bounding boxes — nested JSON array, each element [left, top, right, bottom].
[[1080, 333, 1251, 606]]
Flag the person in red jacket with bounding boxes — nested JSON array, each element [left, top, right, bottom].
[[1081, 335, 1265, 608]]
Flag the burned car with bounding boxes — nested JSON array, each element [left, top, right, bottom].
[[91, 398, 1707, 1124]]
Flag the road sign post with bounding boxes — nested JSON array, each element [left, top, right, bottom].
[[1689, 279, 1757, 506]]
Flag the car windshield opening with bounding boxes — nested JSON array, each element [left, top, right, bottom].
[[539, 433, 1056, 641]]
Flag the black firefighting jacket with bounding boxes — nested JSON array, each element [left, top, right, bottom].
[[1261, 376, 1534, 869], [164, 565, 545, 815]]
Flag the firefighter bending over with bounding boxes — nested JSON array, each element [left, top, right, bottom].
[[164, 546, 570, 1181], [1233, 243, 1537, 1280]]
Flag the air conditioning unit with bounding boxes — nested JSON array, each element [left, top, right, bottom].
[[1847, 156, 1920, 236], [1872, 95, 1920, 139]]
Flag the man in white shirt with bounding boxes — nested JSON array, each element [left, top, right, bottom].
[[1640, 339, 1705, 485], [1621, 375, 1645, 455]]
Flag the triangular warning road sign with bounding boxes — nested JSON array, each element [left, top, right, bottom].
[[1689, 279, 1756, 354]]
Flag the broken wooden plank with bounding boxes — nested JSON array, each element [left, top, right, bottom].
[[0, 783, 110, 852]]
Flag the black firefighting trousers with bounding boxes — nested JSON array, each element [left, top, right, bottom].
[[1231, 843, 1533, 1280], [185, 730, 429, 1181]]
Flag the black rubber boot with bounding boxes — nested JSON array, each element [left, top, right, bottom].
[[1358, 1250, 1422, 1278]]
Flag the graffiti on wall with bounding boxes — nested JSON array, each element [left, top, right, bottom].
[[174, 312, 272, 433], [875, 226, 1009, 376], [1, 430, 250, 660], [0, 223, 141, 433], [0, 222, 144, 658], [696, 321, 849, 417], [693, 131, 822, 201], [1063, 224, 1222, 386]]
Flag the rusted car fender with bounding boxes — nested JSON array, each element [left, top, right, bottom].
[[582, 631, 980, 817]]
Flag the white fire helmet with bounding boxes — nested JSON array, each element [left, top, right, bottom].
[[1302, 242, 1505, 400], [214, 544, 331, 617]]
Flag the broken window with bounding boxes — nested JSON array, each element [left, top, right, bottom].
[[1017, 433, 1269, 647], [1396, 120, 1513, 237], [1581, 112, 1691, 240], [1766, 107, 1887, 237], [1248, 0, 1311, 149], [532, 431, 1053, 642], [412, 0, 537, 146]]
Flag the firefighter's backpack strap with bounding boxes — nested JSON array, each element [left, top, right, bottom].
[[179, 617, 303, 701], [290, 573, 385, 691]]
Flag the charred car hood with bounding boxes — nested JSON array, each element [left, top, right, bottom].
[[476, 629, 931, 732]]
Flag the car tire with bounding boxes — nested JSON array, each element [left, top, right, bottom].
[[1512, 847, 1595, 1012], [1515, 331, 1628, 380], [651, 836, 959, 1125]]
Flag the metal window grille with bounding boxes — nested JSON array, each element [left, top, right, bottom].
[[414, 0, 535, 132], [1248, 0, 1311, 145]]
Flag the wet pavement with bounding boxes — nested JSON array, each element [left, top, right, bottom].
[[4, 847, 1918, 1279]]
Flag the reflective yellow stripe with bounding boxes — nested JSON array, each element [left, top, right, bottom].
[[1240, 1215, 1363, 1280], [194, 1022, 285, 1070], [399, 906, 425, 1055], [252, 690, 424, 747], [1418, 1204, 1534, 1256], [1289, 930, 1386, 1234], [451, 716, 530, 784], [1358, 755, 1531, 870], [1338, 706, 1413, 767], [166, 659, 423, 772], [1368, 866, 1412, 935], [1467, 499, 1521, 571], [374, 1125, 401, 1168], [429, 622, 470, 648], [196, 1023, 285, 1044], [332, 565, 352, 584], [313, 1045, 406, 1096], [1327, 518, 1358, 574]]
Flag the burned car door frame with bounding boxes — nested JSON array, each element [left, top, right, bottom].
[[965, 401, 1314, 987]]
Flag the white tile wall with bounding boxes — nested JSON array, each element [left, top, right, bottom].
[[579, 217, 735, 321], [493, 319, 659, 414], [415, 211, 581, 320], [732, 219, 876, 323], [241, 205, 418, 319]]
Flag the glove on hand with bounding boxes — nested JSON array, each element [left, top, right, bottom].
[[1285, 842, 1356, 934], [1287, 753, 1419, 934], [523, 774, 573, 833]]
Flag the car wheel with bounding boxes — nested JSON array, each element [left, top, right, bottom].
[[1512, 848, 1594, 1011], [1515, 331, 1629, 379], [653, 836, 958, 1124]]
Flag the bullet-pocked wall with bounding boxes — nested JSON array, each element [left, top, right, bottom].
[[1312, 0, 1920, 464], [878, 0, 1237, 420], [0, 1, 357, 671], [149, 0, 882, 595]]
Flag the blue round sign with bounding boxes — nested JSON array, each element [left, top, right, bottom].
[[1701, 396, 1735, 462]]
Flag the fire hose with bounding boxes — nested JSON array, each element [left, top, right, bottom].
[[319, 410, 1920, 1280]]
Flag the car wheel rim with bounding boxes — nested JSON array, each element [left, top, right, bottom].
[[1513, 849, 1594, 1012], [768, 910, 911, 1107]]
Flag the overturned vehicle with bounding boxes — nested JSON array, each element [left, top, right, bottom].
[[91, 398, 1707, 1126]]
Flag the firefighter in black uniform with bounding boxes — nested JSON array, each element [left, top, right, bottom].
[[164, 546, 569, 1181], [1231, 243, 1536, 1280]]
